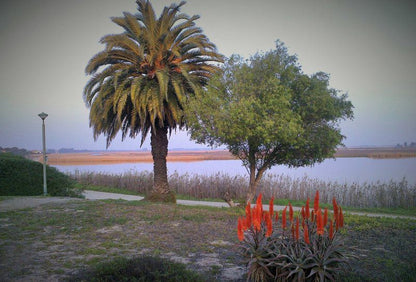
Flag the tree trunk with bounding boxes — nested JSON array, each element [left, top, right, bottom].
[[147, 125, 176, 203], [246, 164, 257, 204], [246, 162, 267, 205]]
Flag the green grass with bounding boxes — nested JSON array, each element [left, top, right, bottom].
[[273, 198, 416, 217], [340, 214, 416, 281], [77, 183, 144, 196], [81, 184, 416, 217], [342, 206, 416, 217], [1, 200, 415, 281]]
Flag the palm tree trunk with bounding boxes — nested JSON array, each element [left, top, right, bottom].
[[148, 125, 176, 203]]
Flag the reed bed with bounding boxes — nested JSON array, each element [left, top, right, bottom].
[[71, 170, 415, 209]]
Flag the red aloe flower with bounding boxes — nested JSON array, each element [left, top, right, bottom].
[[316, 209, 324, 235], [304, 224, 310, 244], [301, 206, 305, 219], [265, 212, 273, 237], [240, 215, 247, 231], [305, 198, 310, 219], [282, 207, 287, 229], [269, 197, 274, 217], [311, 210, 315, 222], [275, 211, 279, 222], [339, 207, 344, 228], [256, 214, 262, 232], [245, 203, 252, 228], [289, 202, 294, 222], [295, 217, 300, 240], [323, 208, 328, 227], [314, 190, 320, 212], [237, 217, 244, 241], [333, 197, 338, 223], [253, 206, 261, 232], [256, 194, 263, 215], [329, 219, 334, 239]]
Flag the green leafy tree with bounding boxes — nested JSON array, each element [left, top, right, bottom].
[[84, 0, 222, 202], [187, 40, 353, 204]]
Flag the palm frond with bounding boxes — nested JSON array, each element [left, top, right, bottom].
[[85, 0, 223, 147]]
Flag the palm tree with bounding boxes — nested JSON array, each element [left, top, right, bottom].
[[83, 0, 223, 202]]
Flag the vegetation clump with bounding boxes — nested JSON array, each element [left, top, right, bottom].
[[0, 153, 81, 197], [145, 190, 176, 203], [70, 256, 205, 282], [237, 191, 350, 281]]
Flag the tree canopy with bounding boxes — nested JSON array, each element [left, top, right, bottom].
[[186, 40, 354, 203]]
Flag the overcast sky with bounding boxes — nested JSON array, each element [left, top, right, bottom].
[[1, 0, 415, 151]]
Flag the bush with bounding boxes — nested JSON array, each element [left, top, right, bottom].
[[237, 191, 351, 281], [69, 256, 205, 282], [0, 153, 80, 197]]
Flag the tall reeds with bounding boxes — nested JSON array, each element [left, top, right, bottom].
[[70, 170, 415, 208]]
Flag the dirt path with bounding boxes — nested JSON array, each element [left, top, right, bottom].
[[0, 196, 81, 212], [1, 191, 415, 220]]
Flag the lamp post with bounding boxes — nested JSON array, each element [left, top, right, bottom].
[[38, 112, 48, 196]]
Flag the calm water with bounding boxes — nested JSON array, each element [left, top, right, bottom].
[[53, 157, 416, 184]]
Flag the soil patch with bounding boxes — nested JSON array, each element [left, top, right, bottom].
[[1, 199, 415, 281], [0, 200, 245, 281]]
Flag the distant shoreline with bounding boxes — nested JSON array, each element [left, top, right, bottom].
[[33, 147, 416, 166]]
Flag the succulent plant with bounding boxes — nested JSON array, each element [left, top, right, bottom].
[[237, 191, 350, 282]]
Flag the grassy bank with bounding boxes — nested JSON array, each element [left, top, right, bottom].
[[0, 153, 81, 197], [71, 170, 416, 212], [0, 200, 415, 281]]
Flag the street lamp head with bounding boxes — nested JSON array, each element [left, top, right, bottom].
[[38, 112, 48, 120]]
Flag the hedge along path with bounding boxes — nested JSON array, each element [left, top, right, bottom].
[[1, 190, 415, 220]]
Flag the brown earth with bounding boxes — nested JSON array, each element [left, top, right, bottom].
[[333, 147, 416, 159], [42, 150, 235, 165], [0, 199, 245, 281], [31, 147, 416, 166]]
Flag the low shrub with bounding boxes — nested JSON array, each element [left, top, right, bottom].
[[237, 191, 351, 281], [69, 256, 205, 282], [0, 153, 81, 197]]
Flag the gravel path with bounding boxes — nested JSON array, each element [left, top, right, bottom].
[[1, 191, 415, 220], [0, 196, 81, 212]]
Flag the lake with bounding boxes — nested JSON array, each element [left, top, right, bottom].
[[53, 157, 416, 185]]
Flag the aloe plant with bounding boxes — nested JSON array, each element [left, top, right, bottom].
[[237, 191, 351, 281]]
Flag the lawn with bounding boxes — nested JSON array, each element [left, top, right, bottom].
[[0, 199, 415, 281]]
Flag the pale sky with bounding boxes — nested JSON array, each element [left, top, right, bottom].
[[1, 0, 415, 151]]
